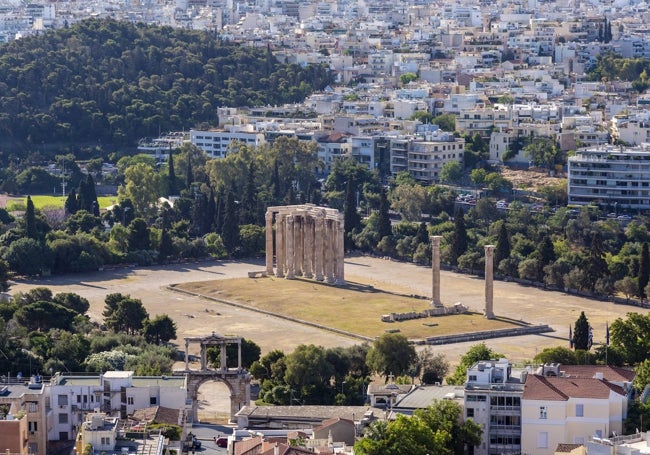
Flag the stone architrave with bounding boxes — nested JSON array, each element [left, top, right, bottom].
[[484, 245, 495, 319], [430, 235, 443, 307]]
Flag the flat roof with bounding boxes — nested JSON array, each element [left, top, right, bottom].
[[131, 377, 186, 388]]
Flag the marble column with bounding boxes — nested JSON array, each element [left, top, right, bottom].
[[295, 216, 303, 276], [335, 219, 345, 284], [314, 216, 325, 281], [484, 245, 495, 319], [325, 220, 335, 284], [265, 211, 274, 275], [276, 214, 285, 277], [304, 217, 313, 278], [286, 215, 296, 279], [430, 235, 443, 307]]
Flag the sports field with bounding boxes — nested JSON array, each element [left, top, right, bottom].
[[3, 195, 117, 210]]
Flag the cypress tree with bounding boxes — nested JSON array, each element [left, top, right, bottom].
[[159, 209, 173, 263], [25, 195, 38, 240], [573, 311, 591, 351], [186, 154, 194, 191], [272, 159, 281, 201], [214, 189, 224, 235], [494, 222, 510, 268], [536, 235, 556, 281], [450, 208, 468, 266], [586, 232, 608, 292], [241, 160, 257, 225], [639, 242, 649, 299], [377, 187, 392, 240], [221, 190, 240, 257], [343, 178, 360, 249], [415, 222, 429, 245], [64, 188, 79, 216]]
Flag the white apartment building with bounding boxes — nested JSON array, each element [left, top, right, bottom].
[[611, 111, 650, 145], [48, 371, 188, 443], [190, 127, 266, 158], [568, 145, 650, 210], [464, 358, 524, 455]]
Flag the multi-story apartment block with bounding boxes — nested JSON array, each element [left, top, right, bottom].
[[456, 106, 511, 139], [48, 371, 187, 443], [408, 131, 464, 183], [464, 358, 524, 455], [317, 132, 351, 172], [568, 145, 650, 209], [0, 379, 48, 455], [190, 126, 266, 158]]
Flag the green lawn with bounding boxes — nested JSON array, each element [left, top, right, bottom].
[[7, 195, 118, 211]]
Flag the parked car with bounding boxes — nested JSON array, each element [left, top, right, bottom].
[[216, 437, 228, 448]]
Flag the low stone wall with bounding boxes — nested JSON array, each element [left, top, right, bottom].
[[381, 302, 468, 322], [423, 324, 553, 345]]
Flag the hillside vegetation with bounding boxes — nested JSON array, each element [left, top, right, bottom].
[[0, 19, 333, 152]]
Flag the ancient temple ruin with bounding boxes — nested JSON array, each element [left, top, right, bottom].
[[265, 204, 345, 285]]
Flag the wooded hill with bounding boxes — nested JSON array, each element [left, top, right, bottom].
[[0, 19, 333, 153]]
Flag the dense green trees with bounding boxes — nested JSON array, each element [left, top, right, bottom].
[[0, 19, 333, 151], [354, 400, 482, 455]]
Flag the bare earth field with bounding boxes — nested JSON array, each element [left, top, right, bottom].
[[11, 255, 647, 363], [11, 256, 647, 422]]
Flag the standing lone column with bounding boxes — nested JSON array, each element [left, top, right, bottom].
[[325, 220, 335, 284], [265, 211, 274, 276], [430, 236, 443, 307], [484, 245, 495, 319]]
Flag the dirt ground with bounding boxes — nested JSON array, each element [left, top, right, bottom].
[[501, 167, 565, 192], [11, 256, 644, 361], [11, 256, 646, 422]]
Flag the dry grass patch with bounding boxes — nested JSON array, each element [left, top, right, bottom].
[[175, 276, 520, 339]]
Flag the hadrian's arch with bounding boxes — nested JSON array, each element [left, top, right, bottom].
[[175, 332, 251, 422]]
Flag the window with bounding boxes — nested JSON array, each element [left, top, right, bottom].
[[468, 375, 477, 381], [57, 395, 68, 406], [576, 404, 584, 417], [58, 413, 68, 424], [537, 432, 548, 448], [150, 397, 157, 405], [539, 406, 547, 419], [29, 421, 38, 432], [466, 408, 474, 418], [28, 402, 38, 412], [128, 397, 134, 405]]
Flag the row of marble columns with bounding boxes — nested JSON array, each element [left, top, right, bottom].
[[265, 205, 345, 285], [430, 235, 495, 319]]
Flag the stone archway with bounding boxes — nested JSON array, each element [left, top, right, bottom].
[[174, 332, 251, 422]]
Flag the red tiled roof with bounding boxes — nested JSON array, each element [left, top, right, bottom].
[[559, 365, 635, 382], [524, 375, 625, 400]]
